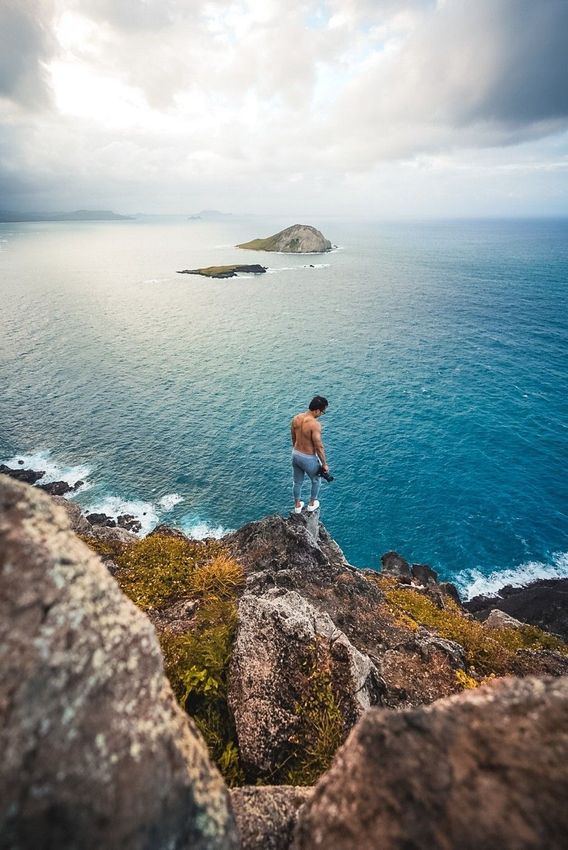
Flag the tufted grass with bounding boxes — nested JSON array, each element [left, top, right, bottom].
[[375, 576, 568, 676], [113, 535, 225, 610], [186, 554, 245, 599], [265, 638, 345, 787], [83, 531, 246, 784]]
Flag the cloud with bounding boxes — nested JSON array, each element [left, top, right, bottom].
[[403, 0, 568, 128], [324, 0, 568, 166], [0, 0, 567, 214], [0, 0, 57, 109], [64, 0, 179, 32]]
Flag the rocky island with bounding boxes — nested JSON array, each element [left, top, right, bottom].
[[237, 224, 332, 254], [177, 264, 267, 279], [1, 472, 568, 850]]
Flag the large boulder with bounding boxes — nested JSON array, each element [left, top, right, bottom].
[[293, 676, 568, 850], [227, 517, 466, 711], [231, 786, 312, 850], [237, 224, 332, 254], [0, 476, 238, 850], [228, 589, 383, 777], [485, 608, 524, 629], [380, 550, 411, 581]]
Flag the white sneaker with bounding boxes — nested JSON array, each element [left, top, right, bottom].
[[307, 500, 320, 512], [294, 501, 304, 514]]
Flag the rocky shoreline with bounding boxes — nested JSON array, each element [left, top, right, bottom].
[[2, 458, 566, 616], [2, 472, 568, 849], [466, 578, 568, 641]]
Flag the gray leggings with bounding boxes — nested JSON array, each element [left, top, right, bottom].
[[292, 449, 321, 501]]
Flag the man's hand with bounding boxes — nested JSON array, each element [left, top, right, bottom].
[[322, 463, 329, 472]]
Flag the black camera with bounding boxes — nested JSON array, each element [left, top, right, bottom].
[[318, 467, 334, 482]]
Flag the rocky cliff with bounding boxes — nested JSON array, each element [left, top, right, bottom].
[[0, 476, 237, 850], [2, 473, 568, 850], [466, 578, 568, 640], [237, 224, 332, 253]]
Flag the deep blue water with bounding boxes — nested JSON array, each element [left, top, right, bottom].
[[1, 216, 567, 596]]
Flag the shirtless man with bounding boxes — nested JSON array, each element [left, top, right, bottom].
[[290, 395, 329, 513]]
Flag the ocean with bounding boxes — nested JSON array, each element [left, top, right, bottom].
[[1, 215, 567, 597]]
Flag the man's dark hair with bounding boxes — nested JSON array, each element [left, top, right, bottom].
[[309, 395, 329, 412]]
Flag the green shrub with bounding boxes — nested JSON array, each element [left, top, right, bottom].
[[82, 531, 246, 784], [375, 577, 568, 675], [160, 597, 245, 786], [261, 638, 345, 787]]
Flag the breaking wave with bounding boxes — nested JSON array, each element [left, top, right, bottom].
[[456, 552, 568, 600]]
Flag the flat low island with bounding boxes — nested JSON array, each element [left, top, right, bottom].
[[177, 264, 267, 279]]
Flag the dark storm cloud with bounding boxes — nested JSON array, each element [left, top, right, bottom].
[[474, 1, 568, 125], [328, 0, 568, 166], [0, 0, 56, 109], [427, 0, 568, 128]]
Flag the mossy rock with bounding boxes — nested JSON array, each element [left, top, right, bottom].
[[81, 531, 246, 784]]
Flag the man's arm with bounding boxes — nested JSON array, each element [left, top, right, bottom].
[[311, 422, 328, 470], [290, 417, 296, 448]]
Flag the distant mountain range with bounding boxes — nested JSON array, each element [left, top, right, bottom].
[[0, 210, 133, 222]]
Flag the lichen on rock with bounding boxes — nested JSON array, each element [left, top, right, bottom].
[[293, 676, 568, 850], [0, 475, 238, 850]]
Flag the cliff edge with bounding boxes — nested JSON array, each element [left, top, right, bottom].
[[2, 473, 568, 850]]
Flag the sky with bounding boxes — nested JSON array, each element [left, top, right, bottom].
[[1, 0, 567, 217]]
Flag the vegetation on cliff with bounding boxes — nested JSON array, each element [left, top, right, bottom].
[[81, 525, 568, 788], [282, 639, 344, 786], [375, 576, 568, 676], [82, 533, 246, 784]]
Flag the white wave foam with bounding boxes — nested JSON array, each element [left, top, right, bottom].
[[159, 493, 184, 511], [266, 263, 330, 274], [456, 551, 568, 600], [181, 517, 232, 540], [83, 495, 159, 536], [266, 267, 296, 273], [2, 450, 91, 492]]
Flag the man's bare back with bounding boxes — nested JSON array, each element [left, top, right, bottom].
[[291, 411, 328, 470], [291, 396, 329, 512]]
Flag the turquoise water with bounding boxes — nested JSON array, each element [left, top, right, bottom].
[[1, 216, 567, 595]]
